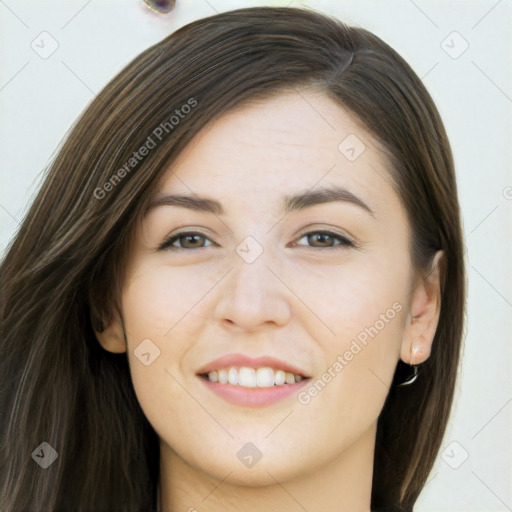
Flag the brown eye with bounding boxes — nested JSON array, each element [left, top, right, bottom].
[[296, 231, 354, 249], [159, 232, 214, 251]]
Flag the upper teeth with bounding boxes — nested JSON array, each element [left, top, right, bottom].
[[206, 367, 303, 388]]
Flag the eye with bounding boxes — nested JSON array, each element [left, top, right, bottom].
[[158, 229, 355, 252], [158, 231, 215, 251], [294, 230, 355, 249]]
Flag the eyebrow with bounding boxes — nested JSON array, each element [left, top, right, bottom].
[[146, 185, 375, 218]]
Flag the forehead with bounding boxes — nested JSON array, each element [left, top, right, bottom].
[[153, 90, 401, 220]]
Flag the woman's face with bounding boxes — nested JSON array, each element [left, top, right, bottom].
[[100, 90, 434, 485]]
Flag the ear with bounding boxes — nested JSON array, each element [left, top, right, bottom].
[[400, 250, 445, 365], [93, 311, 127, 354]]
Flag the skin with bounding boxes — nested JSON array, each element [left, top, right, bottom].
[[95, 90, 443, 512]]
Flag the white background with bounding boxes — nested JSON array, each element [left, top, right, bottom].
[[1, 1, 511, 510]]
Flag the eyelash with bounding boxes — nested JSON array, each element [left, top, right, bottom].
[[158, 230, 355, 251]]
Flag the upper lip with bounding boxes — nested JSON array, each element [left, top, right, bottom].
[[196, 353, 311, 378]]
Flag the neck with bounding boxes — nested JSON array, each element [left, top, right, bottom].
[[158, 422, 376, 512]]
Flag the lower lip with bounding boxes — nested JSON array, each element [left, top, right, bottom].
[[198, 376, 310, 408]]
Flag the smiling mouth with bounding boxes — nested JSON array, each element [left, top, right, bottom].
[[198, 366, 310, 388]]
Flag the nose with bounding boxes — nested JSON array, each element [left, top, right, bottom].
[[214, 243, 292, 333]]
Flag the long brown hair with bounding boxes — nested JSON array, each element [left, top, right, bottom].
[[0, 7, 465, 511]]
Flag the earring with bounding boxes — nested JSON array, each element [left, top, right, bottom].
[[397, 364, 418, 386]]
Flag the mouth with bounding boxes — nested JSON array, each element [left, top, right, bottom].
[[198, 366, 309, 388], [195, 354, 312, 407]]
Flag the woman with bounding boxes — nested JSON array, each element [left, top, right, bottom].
[[0, 6, 466, 512]]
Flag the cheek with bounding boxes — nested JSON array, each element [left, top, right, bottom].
[[121, 259, 220, 340], [119, 264, 201, 418], [295, 302, 404, 458], [293, 255, 407, 422], [289, 251, 407, 346]]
